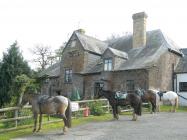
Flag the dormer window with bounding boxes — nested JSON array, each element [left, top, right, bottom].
[[104, 58, 112, 71]]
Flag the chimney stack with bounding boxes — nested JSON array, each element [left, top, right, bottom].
[[75, 29, 85, 34], [132, 12, 148, 48]]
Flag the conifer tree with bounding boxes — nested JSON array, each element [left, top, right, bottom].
[[0, 41, 31, 107]]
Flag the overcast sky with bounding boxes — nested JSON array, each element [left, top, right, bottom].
[[0, 0, 187, 69]]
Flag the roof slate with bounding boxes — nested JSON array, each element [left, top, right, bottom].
[[107, 47, 128, 59], [39, 29, 183, 77], [75, 31, 108, 55], [83, 29, 182, 73], [38, 62, 60, 78]]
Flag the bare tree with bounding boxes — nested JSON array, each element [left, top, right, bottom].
[[55, 42, 66, 61], [31, 45, 53, 70]]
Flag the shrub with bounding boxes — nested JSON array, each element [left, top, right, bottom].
[[88, 101, 105, 116]]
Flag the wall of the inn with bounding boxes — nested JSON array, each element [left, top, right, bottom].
[[148, 52, 180, 90], [111, 70, 148, 92], [83, 69, 148, 99], [41, 77, 60, 96]]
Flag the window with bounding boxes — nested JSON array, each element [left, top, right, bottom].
[[126, 80, 135, 91], [179, 82, 187, 92], [104, 58, 112, 71], [70, 40, 76, 47], [69, 50, 80, 57], [65, 69, 72, 83]]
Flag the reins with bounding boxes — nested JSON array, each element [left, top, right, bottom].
[[177, 93, 187, 100]]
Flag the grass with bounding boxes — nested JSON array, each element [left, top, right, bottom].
[[0, 113, 113, 140], [160, 105, 187, 112], [0, 105, 187, 140]]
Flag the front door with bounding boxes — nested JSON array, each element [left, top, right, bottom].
[[94, 82, 103, 98]]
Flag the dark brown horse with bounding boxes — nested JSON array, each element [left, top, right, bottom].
[[96, 84, 142, 121], [135, 88, 158, 113], [20, 93, 72, 133]]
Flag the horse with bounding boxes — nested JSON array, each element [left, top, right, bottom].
[[157, 90, 179, 112], [135, 88, 157, 113], [20, 92, 72, 133], [146, 89, 161, 112], [96, 84, 142, 121]]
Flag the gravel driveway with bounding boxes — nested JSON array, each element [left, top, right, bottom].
[[13, 112, 187, 140]]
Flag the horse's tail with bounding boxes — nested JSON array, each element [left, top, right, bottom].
[[175, 96, 179, 109], [65, 99, 72, 128], [136, 100, 142, 116]]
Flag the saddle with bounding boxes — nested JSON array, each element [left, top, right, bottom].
[[37, 95, 53, 114], [157, 91, 166, 101], [38, 95, 53, 104], [115, 91, 128, 99]]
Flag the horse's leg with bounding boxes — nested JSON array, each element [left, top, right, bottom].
[[33, 113, 38, 132], [37, 113, 42, 132], [60, 114, 68, 133], [173, 102, 176, 113], [115, 106, 119, 120], [157, 103, 160, 112], [171, 100, 176, 112], [132, 111, 136, 121], [151, 101, 156, 114], [169, 100, 174, 112], [112, 105, 117, 120]]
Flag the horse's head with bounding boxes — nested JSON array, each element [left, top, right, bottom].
[[135, 88, 145, 97], [19, 93, 31, 108]]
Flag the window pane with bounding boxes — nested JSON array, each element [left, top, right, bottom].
[[104, 58, 112, 71], [108, 62, 112, 70], [65, 69, 72, 83], [104, 63, 108, 71], [179, 82, 187, 92]]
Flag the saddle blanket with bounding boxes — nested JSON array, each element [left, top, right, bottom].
[[115, 91, 128, 99]]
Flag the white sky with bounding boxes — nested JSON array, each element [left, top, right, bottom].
[[0, 0, 187, 69]]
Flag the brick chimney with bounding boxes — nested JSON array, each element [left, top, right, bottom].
[[75, 29, 85, 34], [132, 12, 148, 48]]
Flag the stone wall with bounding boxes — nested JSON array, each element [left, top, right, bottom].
[[148, 52, 180, 90]]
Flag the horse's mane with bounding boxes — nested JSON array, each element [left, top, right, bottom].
[[149, 88, 159, 93], [101, 89, 115, 97]]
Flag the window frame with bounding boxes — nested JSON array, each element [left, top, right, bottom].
[[64, 68, 72, 83], [179, 82, 187, 92], [104, 58, 113, 71], [126, 80, 135, 92]]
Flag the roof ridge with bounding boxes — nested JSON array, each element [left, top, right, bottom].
[[75, 31, 107, 44], [160, 30, 182, 55]]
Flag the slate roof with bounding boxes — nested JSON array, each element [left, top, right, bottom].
[[75, 31, 108, 55], [175, 48, 187, 73], [106, 47, 128, 59], [38, 62, 60, 78], [39, 29, 183, 76], [83, 29, 182, 73]]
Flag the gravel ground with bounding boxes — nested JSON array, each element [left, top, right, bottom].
[[13, 112, 187, 140]]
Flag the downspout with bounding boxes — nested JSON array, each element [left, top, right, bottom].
[[172, 63, 174, 91], [176, 73, 178, 93]]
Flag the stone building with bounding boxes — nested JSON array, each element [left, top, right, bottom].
[[39, 12, 183, 99]]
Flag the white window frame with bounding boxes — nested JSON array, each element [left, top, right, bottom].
[[104, 58, 113, 71]]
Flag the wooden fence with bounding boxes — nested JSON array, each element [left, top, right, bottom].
[[0, 99, 148, 133], [0, 99, 110, 133]]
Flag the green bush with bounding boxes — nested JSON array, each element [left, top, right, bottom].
[[88, 101, 105, 116]]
